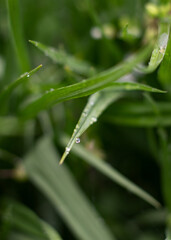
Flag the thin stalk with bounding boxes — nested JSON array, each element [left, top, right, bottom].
[[7, 0, 30, 73]]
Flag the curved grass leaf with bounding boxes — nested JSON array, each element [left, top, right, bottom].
[[24, 137, 115, 240], [3, 202, 62, 240], [135, 22, 170, 73], [158, 28, 171, 85], [0, 65, 42, 113], [60, 91, 122, 164], [60, 135, 161, 208], [19, 44, 156, 119], [59, 82, 164, 164], [29, 40, 96, 76]]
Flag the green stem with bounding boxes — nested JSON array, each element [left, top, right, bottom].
[[7, 0, 30, 73]]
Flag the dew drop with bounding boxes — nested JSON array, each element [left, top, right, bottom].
[[50, 88, 54, 92], [27, 73, 30, 78], [65, 147, 70, 153], [76, 137, 80, 143], [91, 117, 97, 123]]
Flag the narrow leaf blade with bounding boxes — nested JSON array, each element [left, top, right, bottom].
[[20, 44, 153, 119], [24, 137, 115, 240], [135, 22, 170, 73], [60, 82, 164, 164], [0, 65, 42, 110], [29, 40, 95, 76], [60, 135, 161, 208]]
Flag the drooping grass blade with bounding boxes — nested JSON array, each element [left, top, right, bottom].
[[60, 135, 161, 208], [29, 40, 96, 76], [60, 82, 164, 164]]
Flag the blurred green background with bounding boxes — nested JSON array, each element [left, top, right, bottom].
[[0, 0, 171, 239]]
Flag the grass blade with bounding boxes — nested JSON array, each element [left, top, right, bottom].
[[20, 44, 155, 119], [3, 202, 62, 240], [29, 40, 96, 76], [59, 81, 164, 164], [60, 91, 122, 164], [135, 22, 170, 73], [60, 135, 161, 209], [7, 0, 30, 72], [24, 137, 115, 240], [159, 28, 171, 86], [0, 65, 42, 113]]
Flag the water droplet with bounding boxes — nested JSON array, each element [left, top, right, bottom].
[[50, 88, 54, 92], [76, 137, 80, 143], [65, 147, 70, 153], [27, 73, 30, 77], [91, 117, 97, 122], [90, 101, 94, 106]]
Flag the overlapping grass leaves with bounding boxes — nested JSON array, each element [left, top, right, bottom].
[[20, 42, 157, 119], [60, 135, 161, 208]]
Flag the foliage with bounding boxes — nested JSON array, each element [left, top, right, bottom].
[[0, 0, 171, 239]]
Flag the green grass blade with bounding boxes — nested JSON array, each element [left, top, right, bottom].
[[0, 65, 42, 113], [3, 202, 62, 240], [29, 40, 96, 76], [24, 137, 115, 240], [7, 0, 30, 72], [158, 29, 171, 86], [60, 135, 161, 208], [60, 91, 122, 164], [59, 82, 164, 164], [106, 82, 165, 93], [166, 216, 171, 240], [19, 44, 154, 119], [135, 22, 170, 73]]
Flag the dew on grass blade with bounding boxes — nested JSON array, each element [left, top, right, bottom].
[[75, 138, 80, 144], [90, 117, 97, 124], [65, 147, 71, 154]]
